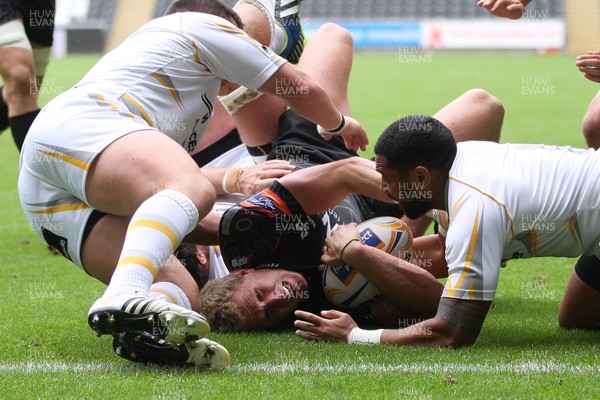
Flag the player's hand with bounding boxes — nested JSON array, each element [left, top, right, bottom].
[[321, 116, 369, 152], [477, 0, 526, 19], [238, 160, 295, 196], [321, 223, 361, 266], [294, 309, 358, 343], [576, 51, 600, 83]]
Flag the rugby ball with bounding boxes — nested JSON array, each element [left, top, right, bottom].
[[322, 216, 413, 308]]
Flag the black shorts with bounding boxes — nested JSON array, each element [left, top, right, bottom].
[[269, 109, 357, 165], [0, 0, 55, 47], [575, 255, 600, 292]]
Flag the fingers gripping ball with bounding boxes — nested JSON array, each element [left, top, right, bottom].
[[322, 217, 413, 308]]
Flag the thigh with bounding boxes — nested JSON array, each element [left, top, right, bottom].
[[558, 255, 600, 329], [85, 128, 213, 217], [22, 89, 156, 208], [18, 167, 96, 270]]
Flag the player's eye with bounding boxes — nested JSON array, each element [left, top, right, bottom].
[[255, 289, 263, 302]]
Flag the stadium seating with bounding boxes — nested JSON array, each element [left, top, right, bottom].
[[300, 0, 563, 19], [96, 0, 564, 29]]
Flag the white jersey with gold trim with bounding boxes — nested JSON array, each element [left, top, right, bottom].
[[442, 141, 600, 301], [74, 12, 285, 152]]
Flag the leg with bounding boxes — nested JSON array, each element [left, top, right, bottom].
[[296, 23, 354, 115], [582, 91, 600, 149], [234, 0, 274, 46], [233, 23, 354, 147], [558, 256, 600, 329], [85, 130, 216, 342], [434, 88, 504, 143], [0, 46, 37, 115], [0, 19, 43, 149]]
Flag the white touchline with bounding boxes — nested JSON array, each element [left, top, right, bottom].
[[0, 361, 599, 374]]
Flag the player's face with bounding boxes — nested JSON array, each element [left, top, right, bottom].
[[375, 155, 432, 220], [230, 269, 309, 331]]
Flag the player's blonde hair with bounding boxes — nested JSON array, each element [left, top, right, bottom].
[[199, 274, 246, 332]]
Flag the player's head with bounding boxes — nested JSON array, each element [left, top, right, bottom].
[[199, 269, 309, 332], [374, 115, 456, 219], [175, 242, 210, 290], [164, 0, 244, 28]]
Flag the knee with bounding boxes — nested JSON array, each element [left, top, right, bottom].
[[315, 23, 353, 48], [3, 63, 35, 87], [184, 172, 217, 218], [465, 88, 505, 118], [2, 63, 36, 98]]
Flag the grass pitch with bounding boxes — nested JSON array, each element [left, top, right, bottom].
[[1, 52, 600, 399]]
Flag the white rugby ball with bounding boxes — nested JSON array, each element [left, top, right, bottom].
[[322, 216, 413, 308]]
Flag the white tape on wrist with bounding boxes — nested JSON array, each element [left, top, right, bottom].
[[222, 169, 231, 194], [347, 327, 383, 345]]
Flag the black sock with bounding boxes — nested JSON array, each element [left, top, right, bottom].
[[9, 109, 40, 152], [0, 86, 8, 132]]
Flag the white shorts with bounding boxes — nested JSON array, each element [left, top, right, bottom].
[[18, 87, 156, 270]]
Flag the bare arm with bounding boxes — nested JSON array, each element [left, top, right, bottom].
[[200, 160, 295, 197], [412, 234, 448, 279], [258, 64, 368, 152], [279, 157, 393, 215], [295, 297, 491, 348], [322, 225, 443, 316]]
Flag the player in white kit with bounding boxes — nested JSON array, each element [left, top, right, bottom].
[[18, 0, 368, 366], [294, 115, 600, 347]]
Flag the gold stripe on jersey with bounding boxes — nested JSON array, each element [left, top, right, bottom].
[[451, 191, 469, 217], [35, 149, 91, 171], [149, 288, 177, 304], [449, 175, 516, 239], [150, 71, 185, 111], [122, 93, 155, 127], [531, 228, 538, 256], [118, 256, 157, 277], [128, 219, 179, 249], [214, 22, 246, 35], [191, 41, 209, 70], [92, 93, 136, 119], [29, 202, 90, 214], [447, 203, 481, 298], [568, 216, 582, 249]]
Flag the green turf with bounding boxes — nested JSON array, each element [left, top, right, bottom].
[[1, 53, 600, 399]]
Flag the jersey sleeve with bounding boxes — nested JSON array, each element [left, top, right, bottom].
[[442, 190, 507, 302], [185, 14, 286, 90]]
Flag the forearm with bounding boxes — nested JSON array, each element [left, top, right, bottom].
[[281, 157, 391, 215], [344, 242, 443, 316], [377, 298, 489, 347], [259, 66, 343, 130], [200, 167, 243, 196]]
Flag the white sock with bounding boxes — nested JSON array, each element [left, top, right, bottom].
[[103, 190, 199, 298], [149, 281, 192, 310], [272, 21, 287, 54]]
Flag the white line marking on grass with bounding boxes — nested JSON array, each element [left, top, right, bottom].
[[2, 361, 600, 374]]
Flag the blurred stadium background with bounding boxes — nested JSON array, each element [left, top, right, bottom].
[[51, 0, 595, 56]]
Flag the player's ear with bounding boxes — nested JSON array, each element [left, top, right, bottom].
[[413, 166, 431, 185], [232, 268, 254, 276]]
